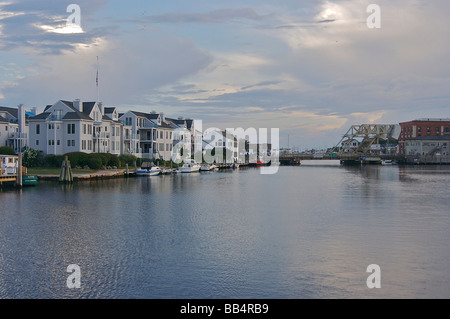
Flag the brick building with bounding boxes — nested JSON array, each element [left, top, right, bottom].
[[398, 119, 450, 154]]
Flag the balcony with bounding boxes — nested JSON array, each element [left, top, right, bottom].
[[8, 132, 28, 140], [93, 132, 111, 139], [124, 134, 139, 141]]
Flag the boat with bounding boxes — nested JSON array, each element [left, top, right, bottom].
[[381, 160, 395, 165], [1, 155, 38, 187], [161, 168, 176, 175], [200, 164, 218, 171], [231, 163, 240, 169], [22, 175, 38, 186], [136, 166, 161, 176], [179, 162, 201, 173]]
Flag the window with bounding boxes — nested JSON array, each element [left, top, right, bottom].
[[67, 123, 75, 134], [83, 124, 87, 134], [57, 140, 60, 146], [36, 140, 39, 146], [36, 124, 40, 135], [67, 140, 71, 147], [160, 131, 163, 139]]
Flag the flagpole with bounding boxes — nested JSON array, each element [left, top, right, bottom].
[[96, 56, 99, 102]]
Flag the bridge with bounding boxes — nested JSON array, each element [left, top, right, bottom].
[[280, 124, 403, 165], [279, 153, 405, 166]]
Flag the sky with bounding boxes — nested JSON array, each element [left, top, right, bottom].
[[0, 0, 449, 149]]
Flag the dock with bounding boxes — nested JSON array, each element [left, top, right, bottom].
[[37, 169, 134, 181]]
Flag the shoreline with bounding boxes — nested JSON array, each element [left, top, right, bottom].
[[36, 169, 133, 181]]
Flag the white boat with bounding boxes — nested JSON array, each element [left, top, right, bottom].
[[200, 164, 218, 171], [381, 160, 394, 165], [136, 166, 161, 176], [179, 162, 201, 173]]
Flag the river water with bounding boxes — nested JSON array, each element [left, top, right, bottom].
[[0, 162, 449, 299]]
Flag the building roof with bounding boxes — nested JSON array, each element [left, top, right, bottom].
[[60, 100, 75, 109], [401, 118, 450, 124], [0, 106, 19, 118], [62, 112, 93, 121], [28, 112, 51, 121], [104, 107, 116, 114], [0, 115, 9, 123], [130, 111, 149, 118], [81, 102, 97, 116]]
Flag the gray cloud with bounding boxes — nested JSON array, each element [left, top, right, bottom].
[[0, 0, 109, 53], [144, 8, 268, 24]]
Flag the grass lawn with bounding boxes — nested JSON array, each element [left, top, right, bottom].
[[27, 167, 99, 175]]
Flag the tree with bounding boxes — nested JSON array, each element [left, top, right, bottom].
[[22, 148, 43, 167]]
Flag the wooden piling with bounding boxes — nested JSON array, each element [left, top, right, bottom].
[[59, 156, 73, 183]]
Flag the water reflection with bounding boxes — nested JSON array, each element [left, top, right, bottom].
[[0, 165, 449, 298]]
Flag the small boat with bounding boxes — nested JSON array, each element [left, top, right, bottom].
[[161, 168, 176, 175], [231, 163, 240, 169], [381, 160, 394, 165], [200, 164, 218, 171], [22, 175, 38, 186], [179, 162, 201, 173], [136, 166, 161, 176]]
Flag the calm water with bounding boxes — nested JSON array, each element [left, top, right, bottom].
[[0, 163, 449, 299]]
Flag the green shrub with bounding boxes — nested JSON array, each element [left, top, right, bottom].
[[119, 154, 138, 166], [87, 157, 102, 170], [108, 155, 120, 167], [66, 152, 90, 168], [0, 146, 15, 155], [44, 155, 64, 167]]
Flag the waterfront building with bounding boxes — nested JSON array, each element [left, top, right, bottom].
[[404, 136, 449, 156], [28, 100, 123, 156], [0, 105, 31, 153], [119, 111, 175, 161], [202, 129, 239, 164], [399, 119, 450, 154]]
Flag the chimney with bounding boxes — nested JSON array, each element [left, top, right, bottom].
[[74, 99, 83, 112], [31, 107, 38, 116], [18, 104, 26, 150], [161, 112, 165, 122]]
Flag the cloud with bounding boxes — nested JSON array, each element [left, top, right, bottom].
[[3, 29, 213, 109], [0, 0, 108, 53], [144, 8, 268, 25]]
